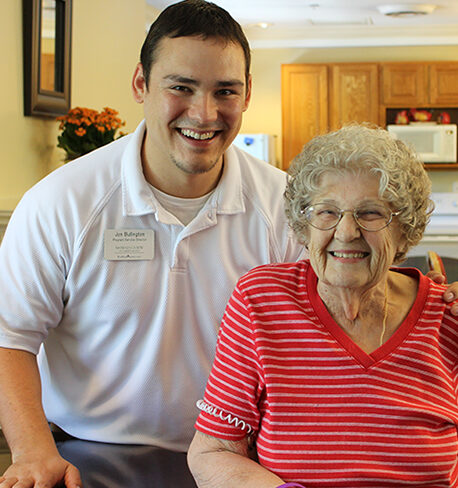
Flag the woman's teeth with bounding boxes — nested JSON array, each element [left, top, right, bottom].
[[331, 251, 368, 258], [180, 129, 215, 140]]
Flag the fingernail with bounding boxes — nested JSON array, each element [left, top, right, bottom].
[[445, 292, 454, 301]]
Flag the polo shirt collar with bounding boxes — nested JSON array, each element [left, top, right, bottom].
[[210, 144, 245, 215], [121, 120, 158, 217], [121, 120, 245, 217]]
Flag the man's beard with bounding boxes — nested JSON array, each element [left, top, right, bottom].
[[171, 155, 221, 175]]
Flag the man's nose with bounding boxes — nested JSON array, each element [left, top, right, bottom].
[[188, 94, 218, 124]]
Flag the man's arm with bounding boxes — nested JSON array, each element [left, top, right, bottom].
[[0, 348, 81, 487], [426, 272, 458, 315], [188, 431, 284, 488]]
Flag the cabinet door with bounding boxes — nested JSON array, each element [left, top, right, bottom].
[[281, 64, 328, 169], [330, 63, 379, 130], [429, 62, 458, 105], [380, 63, 427, 106]]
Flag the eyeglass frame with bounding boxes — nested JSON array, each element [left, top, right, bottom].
[[299, 203, 402, 232]]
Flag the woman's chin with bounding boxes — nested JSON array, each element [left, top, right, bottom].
[[321, 271, 375, 292]]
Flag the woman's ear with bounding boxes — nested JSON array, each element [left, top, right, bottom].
[[393, 240, 408, 264]]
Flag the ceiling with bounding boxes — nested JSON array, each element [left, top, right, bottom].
[[145, 0, 458, 48]]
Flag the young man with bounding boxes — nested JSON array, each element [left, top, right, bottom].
[[0, 2, 302, 487], [0, 1, 456, 487]]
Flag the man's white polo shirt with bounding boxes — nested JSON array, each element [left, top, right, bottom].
[[0, 121, 304, 451]]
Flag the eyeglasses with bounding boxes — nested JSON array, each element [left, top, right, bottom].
[[300, 203, 401, 232]]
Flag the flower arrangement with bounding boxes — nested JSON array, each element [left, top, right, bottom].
[[57, 107, 126, 161]]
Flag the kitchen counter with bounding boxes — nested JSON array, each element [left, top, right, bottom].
[[0, 432, 197, 487]]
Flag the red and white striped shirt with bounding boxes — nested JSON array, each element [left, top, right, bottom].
[[195, 260, 458, 487]]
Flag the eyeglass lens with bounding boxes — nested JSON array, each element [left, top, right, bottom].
[[303, 203, 393, 231]]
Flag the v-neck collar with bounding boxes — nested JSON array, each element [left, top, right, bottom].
[[306, 263, 430, 369]]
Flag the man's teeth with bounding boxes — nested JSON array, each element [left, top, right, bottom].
[[181, 129, 215, 140], [332, 251, 367, 258]]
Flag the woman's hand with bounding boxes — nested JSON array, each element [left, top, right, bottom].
[[426, 272, 458, 315], [0, 453, 82, 488]]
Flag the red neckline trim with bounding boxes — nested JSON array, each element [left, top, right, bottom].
[[306, 263, 429, 369]]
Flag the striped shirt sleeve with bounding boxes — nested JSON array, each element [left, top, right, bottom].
[[195, 282, 264, 440]]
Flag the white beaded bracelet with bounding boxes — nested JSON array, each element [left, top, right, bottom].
[[196, 399, 253, 434]]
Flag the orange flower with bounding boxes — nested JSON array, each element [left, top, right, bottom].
[[56, 106, 127, 161]]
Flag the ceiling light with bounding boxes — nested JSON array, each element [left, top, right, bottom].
[[377, 4, 437, 17], [255, 22, 272, 29]]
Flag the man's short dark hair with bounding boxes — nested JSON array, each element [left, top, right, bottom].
[[140, 0, 251, 89]]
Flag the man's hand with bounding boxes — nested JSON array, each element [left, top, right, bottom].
[[0, 348, 80, 488], [0, 453, 81, 488], [427, 271, 458, 316]]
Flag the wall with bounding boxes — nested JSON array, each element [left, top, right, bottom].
[[241, 45, 458, 191], [2, 5, 458, 212], [0, 0, 146, 212]]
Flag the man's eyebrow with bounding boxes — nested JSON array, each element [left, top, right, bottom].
[[216, 79, 245, 87], [163, 75, 244, 87], [164, 75, 198, 85]]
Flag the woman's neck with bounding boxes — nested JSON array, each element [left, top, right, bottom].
[[317, 277, 387, 322], [317, 271, 417, 353]]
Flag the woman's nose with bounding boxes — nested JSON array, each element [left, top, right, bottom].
[[334, 212, 361, 241]]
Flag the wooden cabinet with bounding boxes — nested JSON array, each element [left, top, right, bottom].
[[380, 63, 427, 106], [380, 61, 458, 107], [430, 63, 458, 105], [281, 64, 328, 168], [281, 63, 378, 169], [330, 63, 379, 131], [282, 61, 458, 170]]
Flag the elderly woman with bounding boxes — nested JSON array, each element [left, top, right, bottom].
[[187, 124, 458, 488]]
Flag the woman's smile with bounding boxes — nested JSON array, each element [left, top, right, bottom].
[[328, 250, 370, 260]]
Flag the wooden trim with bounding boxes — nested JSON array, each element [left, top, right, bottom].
[[424, 162, 458, 170]]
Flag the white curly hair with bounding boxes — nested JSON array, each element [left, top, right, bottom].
[[284, 124, 434, 264]]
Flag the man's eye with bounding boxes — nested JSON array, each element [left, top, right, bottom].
[[171, 85, 191, 93], [216, 89, 236, 96]]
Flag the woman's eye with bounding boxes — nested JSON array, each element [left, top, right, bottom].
[[358, 209, 384, 220], [317, 209, 338, 217]]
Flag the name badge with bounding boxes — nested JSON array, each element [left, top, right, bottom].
[[104, 229, 154, 261]]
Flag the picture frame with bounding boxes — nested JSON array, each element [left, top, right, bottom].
[[23, 0, 72, 117]]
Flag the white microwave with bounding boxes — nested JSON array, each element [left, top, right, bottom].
[[387, 124, 457, 163]]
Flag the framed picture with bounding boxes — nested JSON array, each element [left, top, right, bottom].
[[23, 0, 72, 116]]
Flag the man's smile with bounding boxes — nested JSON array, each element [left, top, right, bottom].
[[179, 129, 218, 141]]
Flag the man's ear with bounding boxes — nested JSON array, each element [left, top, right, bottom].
[[243, 74, 252, 112], [132, 63, 147, 103]]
